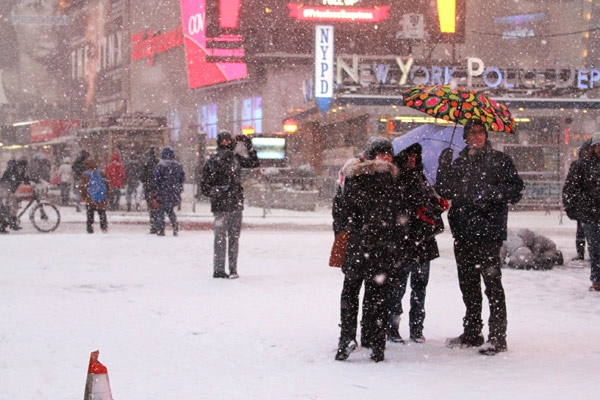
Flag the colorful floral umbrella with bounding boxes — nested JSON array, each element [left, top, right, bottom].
[[402, 84, 516, 134]]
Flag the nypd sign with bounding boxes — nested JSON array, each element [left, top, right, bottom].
[[314, 25, 334, 115]]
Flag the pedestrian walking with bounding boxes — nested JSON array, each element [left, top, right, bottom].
[[564, 139, 592, 261], [0, 157, 30, 231], [79, 159, 109, 234], [72, 150, 89, 212], [124, 157, 143, 211], [333, 137, 401, 363], [56, 157, 73, 206], [386, 143, 445, 345], [142, 147, 160, 234], [436, 119, 524, 355], [201, 131, 259, 279], [152, 147, 185, 236], [105, 153, 126, 211], [562, 132, 600, 292]]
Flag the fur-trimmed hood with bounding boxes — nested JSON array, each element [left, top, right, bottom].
[[342, 157, 399, 180]]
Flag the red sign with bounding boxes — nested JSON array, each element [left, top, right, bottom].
[[131, 26, 184, 66], [180, 0, 247, 88], [287, 4, 390, 22], [30, 120, 80, 143]]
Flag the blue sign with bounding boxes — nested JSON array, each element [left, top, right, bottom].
[[314, 25, 334, 115]]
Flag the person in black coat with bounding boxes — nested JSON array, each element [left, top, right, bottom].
[[152, 147, 185, 236], [386, 143, 445, 344], [201, 131, 259, 279], [0, 157, 30, 230], [71, 150, 89, 212], [564, 139, 592, 261], [562, 132, 600, 292], [436, 119, 523, 355], [333, 137, 401, 363], [142, 147, 160, 233]]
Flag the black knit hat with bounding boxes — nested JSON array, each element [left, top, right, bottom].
[[364, 137, 393, 160], [217, 131, 233, 148]]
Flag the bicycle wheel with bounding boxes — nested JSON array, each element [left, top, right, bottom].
[[30, 202, 60, 232]]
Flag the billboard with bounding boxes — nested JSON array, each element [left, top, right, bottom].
[[180, 0, 247, 88]]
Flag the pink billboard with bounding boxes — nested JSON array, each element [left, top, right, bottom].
[[180, 0, 247, 88]]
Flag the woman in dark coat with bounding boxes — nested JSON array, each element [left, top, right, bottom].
[[387, 143, 445, 344], [333, 137, 401, 363]]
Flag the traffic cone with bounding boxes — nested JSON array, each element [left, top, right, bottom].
[[83, 350, 113, 400]]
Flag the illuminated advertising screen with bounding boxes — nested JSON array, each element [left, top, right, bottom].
[[251, 137, 286, 160], [180, 0, 247, 88]]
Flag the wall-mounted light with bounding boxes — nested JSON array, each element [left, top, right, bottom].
[[283, 118, 298, 133]]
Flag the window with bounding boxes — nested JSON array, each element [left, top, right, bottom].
[[240, 96, 262, 134], [199, 103, 218, 139]]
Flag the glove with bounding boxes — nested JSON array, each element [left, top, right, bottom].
[[438, 198, 450, 211], [416, 206, 435, 225], [438, 148, 454, 169]]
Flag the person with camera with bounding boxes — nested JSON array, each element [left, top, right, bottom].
[[201, 131, 259, 279]]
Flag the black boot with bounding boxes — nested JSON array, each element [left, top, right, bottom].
[[386, 328, 405, 344], [335, 338, 357, 361], [370, 347, 385, 362], [9, 217, 21, 231], [446, 333, 485, 349]]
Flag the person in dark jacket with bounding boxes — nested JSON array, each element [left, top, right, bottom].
[[152, 147, 185, 236], [71, 150, 89, 212], [333, 137, 401, 363], [124, 157, 143, 212], [142, 147, 160, 233], [0, 157, 30, 230], [386, 143, 445, 344], [564, 139, 592, 261], [562, 132, 600, 292], [201, 131, 259, 279], [436, 119, 524, 355]]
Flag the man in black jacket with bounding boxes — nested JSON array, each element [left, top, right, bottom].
[[333, 137, 401, 363], [436, 120, 523, 355], [71, 150, 89, 212], [201, 131, 259, 279], [563, 132, 600, 292]]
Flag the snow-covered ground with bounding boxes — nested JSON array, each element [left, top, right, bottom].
[[1, 206, 598, 399]]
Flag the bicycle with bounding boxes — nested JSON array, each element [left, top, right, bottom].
[[14, 185, 61, 232]]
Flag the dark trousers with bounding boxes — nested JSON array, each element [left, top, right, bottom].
[[576, 220, 586, 259], [157, 204, 177, 233], [59, 182, 71, 206], [340, 268, 389, 353], [86, 205, 107, 233], [454, 240, 507, 343], [387, 260, 430, 337], [148, 209, 160, 233], [109, 188, 121, 211], [213, 211, 242, 275], [582, 222, 600, 284]]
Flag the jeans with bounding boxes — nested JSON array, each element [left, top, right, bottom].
[[59, 182, 71, 206], [125, 183, 142, 209], [387, 260, 430, 337], [213, 211, 242, 275], [86, 205, 107, 233], [582, 222, 600, 284], [156, 204, 177, 233], [454, 240, 507, 343], [109, 188, 121, 211]]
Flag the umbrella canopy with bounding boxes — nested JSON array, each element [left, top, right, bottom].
[[392, 124, 466, 185], [403, 84, 516, 134]]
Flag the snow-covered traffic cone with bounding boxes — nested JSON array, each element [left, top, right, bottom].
[[83, 350, 113, 400]]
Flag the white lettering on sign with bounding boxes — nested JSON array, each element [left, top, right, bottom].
[[188, 13, 204, 35]]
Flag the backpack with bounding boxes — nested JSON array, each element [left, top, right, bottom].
[[84, 170, 107, 202]]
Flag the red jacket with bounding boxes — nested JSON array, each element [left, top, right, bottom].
[[105, 153, 127, 189]]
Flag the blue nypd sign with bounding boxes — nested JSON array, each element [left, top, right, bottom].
[[314, 25, 334, 115]]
